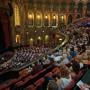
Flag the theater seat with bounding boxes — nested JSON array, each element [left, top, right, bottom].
[[44, 72, 53, 77], [5, 87, 10, 90], [52, 67, 60, 75], [34, 78, 45, 90], [65, 80, 75, 90], [23, 75, 31, 83], [34, 78, 45, 86], [75, 70, 84, 81], [52, 67, 59, 72], [31, 73, 39, 79], [0, 83, 8, 90], [8, 79, 17, 85], [26, 85, 36, 90], [15, 80, 24, 87], [38, 69, 46, 75]]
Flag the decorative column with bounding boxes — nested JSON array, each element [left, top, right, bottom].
[[42, 0, 45, 27], [58, 1, 61, 27], [10, 1, 16, 47], [66, 4, 69, 24], [20, 0, 29, 45], [74, 3, 78, 20], [50, 0, 53, 27], [83, 3, 87, 17], [82, 0, 88, 17], [74, 0, 81, 20]]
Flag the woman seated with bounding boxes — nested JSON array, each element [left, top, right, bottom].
[[70, 60, 87, 80], [60, 53, 70, 65], [53, 65, 72, 90], [47, 79, 58, 90]]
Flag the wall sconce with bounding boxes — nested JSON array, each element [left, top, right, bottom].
[[53, 15, 56, 19], [28, 14, 33, 19], [45, 15, 48, 19], [37, 15, 40, 19]]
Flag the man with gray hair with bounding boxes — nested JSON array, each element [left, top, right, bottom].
[[47, 80, 58, 90]]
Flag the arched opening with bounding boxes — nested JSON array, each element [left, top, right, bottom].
[[68, 15, 73, 24], [76, 14, 81, 19]]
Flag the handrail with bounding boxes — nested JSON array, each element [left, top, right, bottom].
[[55, 35, 69, 49], [55, 33, 69, 50]]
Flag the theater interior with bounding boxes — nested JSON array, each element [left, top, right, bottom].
[[0, 0, 90, 90]]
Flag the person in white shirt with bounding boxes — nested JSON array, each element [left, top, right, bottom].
[[56, 65, 72, 90], [61, 53, 69, 65]]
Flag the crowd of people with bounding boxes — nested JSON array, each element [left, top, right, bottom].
[[0, 18, 90, 89], [0, 52, 13, 74], [45, 20, 90, 90], [66, 23, 90, 46], [0, 45, 50, 72]]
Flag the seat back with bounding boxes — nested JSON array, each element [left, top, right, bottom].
[[34, 78, 45, 86], [44, 72, 53, 77], [26, 85, 36, 90], [65, 80, 75, 90]]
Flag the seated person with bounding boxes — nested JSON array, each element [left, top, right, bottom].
[[70, 47, 78, 58], [67, 52, 72, 61], [53, 74, 61, 90], [43, 56, 50, 65], [70, 60, 87, 80], [69, 60, 81, 80], [71, 60, 80, 73], [47, 79, 58, 90], [80, 44, 86, 54], [81, 52, 89, 60], [57, 65, 72, 90], [31, 61, 43, 74], [61, 54, 69, 65], [73, 55, 87, 70]]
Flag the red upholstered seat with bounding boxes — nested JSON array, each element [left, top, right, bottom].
[[44, 72, 53, 77], [31, 73, 39, 79], [26, 85, 36, 90], [75, 70, 84, 81], [52, 67, 59, 73], [38, 69, 46, 74], [52, 67, 60, 75], [34, 78, 45, 86], [65, 80, 76, 90], [15, 80, 24, 87], [4, 87, 10, 90], [8, 79, 17, 85], [23, 75, 32, 83], [0, 83, 8, 90], [34, 78, 45, 90]]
